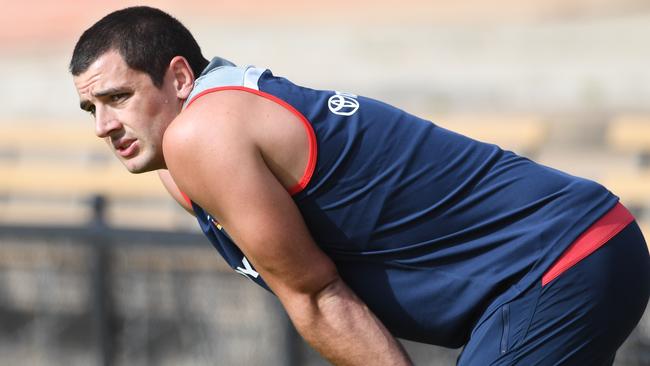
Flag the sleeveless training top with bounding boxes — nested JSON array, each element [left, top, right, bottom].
[[182, 57, 619, 347]]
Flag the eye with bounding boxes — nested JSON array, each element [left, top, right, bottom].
[[110, 93, 130, 102], [88, 105, 96, 117]]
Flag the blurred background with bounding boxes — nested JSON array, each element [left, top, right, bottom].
[[1, 0, 649, 365]]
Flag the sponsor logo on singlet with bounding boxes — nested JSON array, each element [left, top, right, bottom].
[[328, 91, 359, 116], [206, 214, 260, 281], [235, 257, 260, 279]]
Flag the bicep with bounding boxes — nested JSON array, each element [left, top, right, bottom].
[[214, 146, 337, 296], [164, 108, 338, 299]]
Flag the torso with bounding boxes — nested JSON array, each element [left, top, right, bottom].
[[179, 57, 620, 347]]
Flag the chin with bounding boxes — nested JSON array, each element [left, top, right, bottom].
[[123, 157, 157, 174], [119, 147, 165, 174], [126, 165, 151, 174]]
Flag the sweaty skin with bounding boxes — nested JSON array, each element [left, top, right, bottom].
[[74, 51, 413, 366]]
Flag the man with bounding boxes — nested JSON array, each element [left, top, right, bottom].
[[70, 6, 649, 365]]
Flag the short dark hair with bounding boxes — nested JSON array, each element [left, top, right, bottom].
[[69, 6, 209, 87]]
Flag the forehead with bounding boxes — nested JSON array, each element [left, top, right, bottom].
[[73, 50, 145, 96]]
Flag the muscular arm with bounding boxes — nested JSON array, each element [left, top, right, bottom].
[[163, 90, 412, 366], [288, 276, 412, 366]]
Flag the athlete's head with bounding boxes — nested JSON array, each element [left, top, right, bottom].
[[70, 6, 207, 173], [70, 6, 208, 87]]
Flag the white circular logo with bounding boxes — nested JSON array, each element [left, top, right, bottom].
[[328, 92, 359, 116]]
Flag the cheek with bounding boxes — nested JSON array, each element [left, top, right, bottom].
[[132, 89, 177, 139], [144, 91, 175, 119], [140, 96, 163, 119], [145, 101, 175, 142]]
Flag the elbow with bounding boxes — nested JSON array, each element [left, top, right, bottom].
[[276, 264, 342, 307], [282, 273, 350, 324], [313, 275, 347, 305]]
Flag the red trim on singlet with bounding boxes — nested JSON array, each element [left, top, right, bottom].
[[541, 202, 634, 287], [179, 191, 192, 206], [185, 86, 317, 196]]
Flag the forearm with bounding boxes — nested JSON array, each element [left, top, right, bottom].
[[282, 277, 413, 366]]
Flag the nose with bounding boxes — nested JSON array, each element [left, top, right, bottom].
[[94, 106, 121, 138]]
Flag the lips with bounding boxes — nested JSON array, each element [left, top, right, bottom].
[[114, 139, 138, 158]]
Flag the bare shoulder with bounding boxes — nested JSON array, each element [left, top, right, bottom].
[[163, 90, 252, 154], [163, 89, 310, 195], [162, 91, 255, 195]]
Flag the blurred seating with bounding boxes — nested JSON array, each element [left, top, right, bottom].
[[606, 115, 650, 164], [602, 171, 650, 241], [0, 122, 108, 160], [0, 161, 168, 198], [435, 115, 548, 157], [602, 116, 650, 236], [0, 122, 193, 230], [536, 148, 637, 182], [602, 170, 650, 210]]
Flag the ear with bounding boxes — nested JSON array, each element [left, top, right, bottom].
[[168, 56, 195, 100]]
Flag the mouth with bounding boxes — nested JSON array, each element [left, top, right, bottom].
[[114, 139, 139, 158]]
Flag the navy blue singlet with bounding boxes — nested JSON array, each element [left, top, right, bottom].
[[183, 57, 619, 347]]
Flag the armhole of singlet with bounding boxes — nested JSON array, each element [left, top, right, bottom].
[[185, 86, 317, 196], [179, 191, 192, 206]]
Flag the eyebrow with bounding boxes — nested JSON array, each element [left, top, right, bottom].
[[93, 87, 126, 98], [79, 87, 130, 111]]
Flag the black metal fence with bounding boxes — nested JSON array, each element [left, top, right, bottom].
[[0, 196, 647, 366], [0, 195, 301, 366]]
